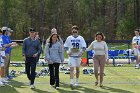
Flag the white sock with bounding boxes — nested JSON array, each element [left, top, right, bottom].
[[70, 79, 73, 84]]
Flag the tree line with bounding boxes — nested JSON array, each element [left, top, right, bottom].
[[0, 0, 140, 41]]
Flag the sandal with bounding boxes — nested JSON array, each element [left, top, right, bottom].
[[99, 84, 103, 87], [95, 82, 98, 86]]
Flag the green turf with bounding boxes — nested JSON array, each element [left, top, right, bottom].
[[11, 46, 22, 61], [11, 43, 129, 61], [8, 44, 140, 93], [1, 65, 140, 93], [10, 45, 87, 61]]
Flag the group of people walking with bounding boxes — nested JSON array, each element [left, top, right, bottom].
[[21, 25, 109, 89], [0, 25, 112, 90], [1, 25, 139, 90]]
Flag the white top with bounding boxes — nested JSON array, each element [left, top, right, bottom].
[[0, 35, 5, 58], [64, 35, 86, 57], [132, 35, 140, 45], [87, 40, 108, 59], [0, 35, 3, 51]]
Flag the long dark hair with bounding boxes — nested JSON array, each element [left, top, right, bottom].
[[48, 34, 60, 48]]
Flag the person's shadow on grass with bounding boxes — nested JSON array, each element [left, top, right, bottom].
[[101, 86, 133, 93], [58, 82, 108, 93], [0, 84, 19, 93], [9, 79, 27, 88], [31, 88, 51, 93], [0, 80, 26, 93], [10, 80, 51, 93], [57, 82, 133, 93]]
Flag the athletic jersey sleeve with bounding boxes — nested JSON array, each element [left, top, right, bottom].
[[138, 36, 140, 45], [132, 37, 135, 43], [64, 36, 70, 50], [80, 36, 86, 51]]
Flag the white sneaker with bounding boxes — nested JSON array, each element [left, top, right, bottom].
[[74, 83, 78, 86], [50, 85, 54, 87], [0, 81, 5, 87], [30, 85, 35, 89], [56, 87, 59, 89], [135, 64, 139, 69], [4, 77, 9, 81], [1, 78, 9, 83]]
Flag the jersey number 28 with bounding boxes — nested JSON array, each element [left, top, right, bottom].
[[72, 43, 79, 48]]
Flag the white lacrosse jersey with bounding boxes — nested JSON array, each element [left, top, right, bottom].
[[132, 36, 140, 45], [0, 35, 3, 50], [64, 35, 86, 57], [0, 35, 5, 64]]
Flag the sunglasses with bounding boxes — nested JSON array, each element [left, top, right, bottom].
[[72, 31, 78, 33]]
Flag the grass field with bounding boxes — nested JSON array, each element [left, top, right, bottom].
[[10, 45, 87, 61], [0, 65, 140, 93], [11, 43, 129, 61], [5, 44, 140, 93]]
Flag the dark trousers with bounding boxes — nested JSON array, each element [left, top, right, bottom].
[[49, 63, 60, 87], [25, 57, 37, 85], [37, 53, 41, 62]]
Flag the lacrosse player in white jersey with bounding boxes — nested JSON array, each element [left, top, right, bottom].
[[64, 25, 86, 89], [132, 29, 140, 68], [0, 28, 6, 86]]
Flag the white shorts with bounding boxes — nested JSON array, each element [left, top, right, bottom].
[[0, 51, 5, 57], [0, 62, 4, 67], [0, 57, 5, 67], [68, 57, 81, 67], [0, 51, 5, 67], [133, 48, 140, 56]]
